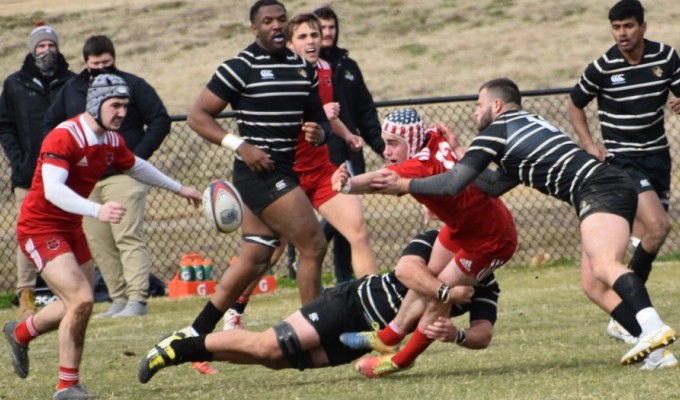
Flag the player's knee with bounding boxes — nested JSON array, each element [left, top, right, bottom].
[[273, 321, 313, 371]]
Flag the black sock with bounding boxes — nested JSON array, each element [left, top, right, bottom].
[[612, 272, 653, 313], [171, 336, 213, 364], [628, 244, 656, 283], [610, 302, 643, 337], [191, 301, 224, 335], [230, 297, 249, 314]]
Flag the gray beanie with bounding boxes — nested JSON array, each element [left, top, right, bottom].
[[29, 25, 59, 55], [86, 74, 130, 121]]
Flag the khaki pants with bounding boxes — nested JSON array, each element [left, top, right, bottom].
[[14, 187, 35, 291], [82, 175, 151, 303]]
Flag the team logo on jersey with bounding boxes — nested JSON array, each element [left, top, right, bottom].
[[77, 156, 88, 166], [324, 76, 332, 87], [459, 258, 473, 272], [308, 312, 319, 322], [297, 68, 307, 78], [46, 237, 60, 251], [105, 152, 114, 165], [640, 179, 651, 188], [260, 69, 275, 80], [610, 74, 626, 85], [652, 66, 663, 78], [344, 70, 355, 81], [578, 200, 592, 218]]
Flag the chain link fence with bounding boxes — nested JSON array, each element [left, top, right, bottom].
[[1, 88, 679, 292]]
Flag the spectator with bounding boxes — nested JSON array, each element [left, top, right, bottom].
[[0, 24, 76, 319], [313, 5, 385, 284], [43, 35, 172, 318]]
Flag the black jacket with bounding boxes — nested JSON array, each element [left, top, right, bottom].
[[42, 68, 171, 177], [0, 53, 76, 190], [320, 46, 383, 174]]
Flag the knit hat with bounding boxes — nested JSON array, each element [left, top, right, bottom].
[[87, 74, 129, 121], [381, 108, 426, 158], [29, 24, 59, 55]]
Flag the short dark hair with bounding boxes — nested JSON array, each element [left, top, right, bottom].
[[82, 35, 115, 61], [250, 0, 286, 24], [479, 78, 522, 108], [313, 5, 338, 23], [286, 13, 321, 39], [608, 0, 644, 24]]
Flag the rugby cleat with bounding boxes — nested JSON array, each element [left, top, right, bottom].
[[606, 318, 638, 344], [138, 331, 185, 383], [3, 320, 29, 378], [355, 355, 413, 378], [339, 323, 397, 355], [223, 309, 244, 331], [53, 383, 97, 399], [639, 349, 678, 371], [621, 325, 676, 365]]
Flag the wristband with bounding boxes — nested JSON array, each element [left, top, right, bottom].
[[437, 283, 451, 302], [221, 134, 244, 151], [313, 127, 325, 147], [340, 180, 352, 194], [455, 328, 466, 344]]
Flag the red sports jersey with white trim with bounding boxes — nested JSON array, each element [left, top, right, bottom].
[[17, 114, 136, 235], [387, 129, 515, 253], [294, 59, 334, 174]]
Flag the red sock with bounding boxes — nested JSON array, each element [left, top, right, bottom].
[[378, 321, 406, 346], [391, 327, 433, 368], [14, 316, 40, 345], [57, 366, 79, 390], [237, 295, 250, 305]]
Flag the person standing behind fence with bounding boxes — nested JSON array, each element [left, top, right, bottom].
[[374, 78, 677, 370], [567, 0, 680, 349], [42, 35, 171, 318], [3, 74, 201, 399], [0, 24, 76, 319], [169, 0, 328, 344], [311, 6, 385, 284]]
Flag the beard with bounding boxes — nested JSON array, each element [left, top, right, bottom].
[[34, 51, 58, 77], [476, 107, 494, 131]]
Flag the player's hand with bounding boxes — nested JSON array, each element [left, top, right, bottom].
[[302, 121, 324, 146], [98, 201, 126, 224], [323, 102, 340, 120], [445, 285, 474, 305], [177, 186, 202, 208], [432, 122, 462, 150], [331, 163, 350, 192], [669, 97, 680, 114], [370, 168, 407, 195], [423, 316, 458, 343], [238, 142, 274, 173], [583, 142, 607, 162], [345, 134, 364, 152]]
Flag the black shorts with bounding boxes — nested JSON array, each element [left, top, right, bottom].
[[609, 150, 671, 210], [232, 162, 299, 214], [299, 282, 373, 366], [574, 164, 637, 226]]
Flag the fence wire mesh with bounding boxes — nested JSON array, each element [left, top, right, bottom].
[[1, 88, 679, 291]]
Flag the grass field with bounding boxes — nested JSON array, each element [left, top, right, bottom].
[[2, 261, 680, 399]]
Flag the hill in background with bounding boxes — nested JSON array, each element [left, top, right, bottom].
[[0, 0, 678, 115]]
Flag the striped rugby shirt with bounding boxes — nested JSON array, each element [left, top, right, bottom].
[[464, 110, 602, 206], [354, 230, 499, 328], [570, 39, 680, 156], [206, 43, 326, 174]]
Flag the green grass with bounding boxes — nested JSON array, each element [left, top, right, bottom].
[[2, 262, 680, 399]]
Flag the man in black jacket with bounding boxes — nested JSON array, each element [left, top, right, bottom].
[[42, 35, 171, 318], [0, 24, 76, 319], [313, 6, 384, 283]]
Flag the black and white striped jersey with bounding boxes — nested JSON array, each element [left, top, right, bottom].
[[464, 110, 602, 206], [206, 42, 324, 171], [570, 39, 680, 156], [354, 230, 500, 327]]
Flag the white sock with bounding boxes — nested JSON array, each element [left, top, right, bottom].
[[636, 307, 663, 334]]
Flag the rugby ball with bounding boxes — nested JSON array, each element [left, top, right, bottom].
[[202, 179, 243, 234]]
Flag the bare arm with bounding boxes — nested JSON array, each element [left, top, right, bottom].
[[567, 98, 606, 161], [424, 317, 493, 349], [188, 88, 273, 173]]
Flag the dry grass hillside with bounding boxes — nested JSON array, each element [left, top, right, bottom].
[[0, 0, 679, 115]]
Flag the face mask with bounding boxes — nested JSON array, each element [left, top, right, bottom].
[[88, 65, 118, 80], [34, 51, 58, 77]]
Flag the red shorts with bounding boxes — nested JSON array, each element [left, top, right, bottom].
[[437, 224, 517, 281], [16, 230, 92, 273], [297, 163, 339, 209]]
